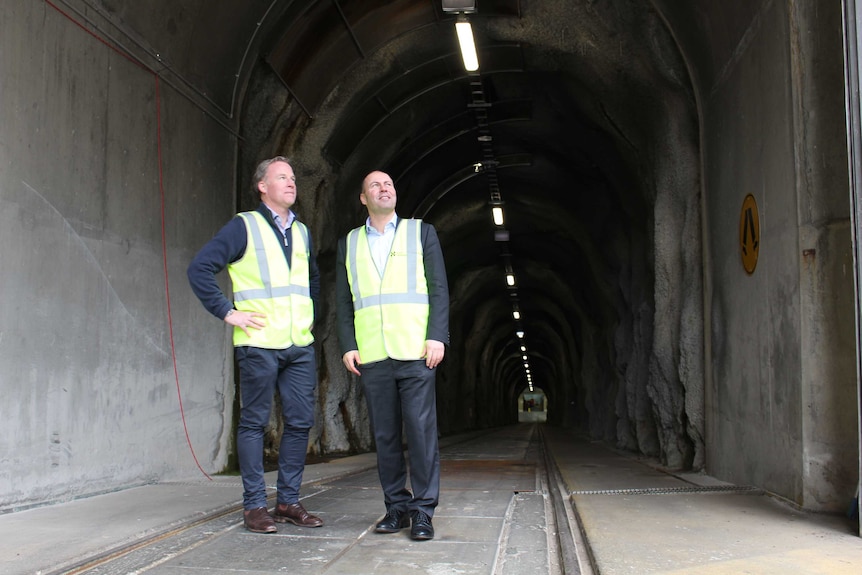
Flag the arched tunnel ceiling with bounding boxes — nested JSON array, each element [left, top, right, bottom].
[[92, 0, 703, 454], [250, 0, 689, 411]]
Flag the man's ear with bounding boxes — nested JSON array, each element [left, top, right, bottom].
[[359, 192, 367, 206]]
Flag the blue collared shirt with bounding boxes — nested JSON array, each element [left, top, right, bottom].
[[269, 207, 296, 247], [365, 214, 398, 276]]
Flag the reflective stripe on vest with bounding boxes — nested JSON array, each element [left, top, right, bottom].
[[227, 212, 314, 349], [346, 219, 429, 362]]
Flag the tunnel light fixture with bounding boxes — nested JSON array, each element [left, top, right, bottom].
[[492, 206, 504, 226], [442, 0, 477, 12], [455, 19, 479, 72], [506, 274, 515, 286], [520, 345, 526, 352], [512, 310, 520, 320], [522, 355, 528, 361], [516, 331, 524, 338]]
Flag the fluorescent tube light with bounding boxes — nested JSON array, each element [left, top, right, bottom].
[[455, 21, 479, 71], [492, 206, 504, 225]]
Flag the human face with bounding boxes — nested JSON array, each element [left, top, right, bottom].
[[258, 161, 296, 214], [360, 171, 397, 216]]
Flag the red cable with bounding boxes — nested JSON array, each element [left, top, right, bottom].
[[156, 77, 212, 481], [46, 0, 212, 480], [44, 0, 146, 71]]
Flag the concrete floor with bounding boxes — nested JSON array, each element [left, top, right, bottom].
[[0, 424, 859, 575], [543, 427, 862, 574]]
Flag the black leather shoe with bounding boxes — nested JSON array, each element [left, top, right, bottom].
[[375, 509, 410, 533], [410, 511, 434, 540]]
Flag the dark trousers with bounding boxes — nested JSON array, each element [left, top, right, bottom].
[[235, 345, 316, 510], [359, 358, 440, 517]]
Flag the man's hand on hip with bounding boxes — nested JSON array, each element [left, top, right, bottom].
[[225, 310, 267, 336]]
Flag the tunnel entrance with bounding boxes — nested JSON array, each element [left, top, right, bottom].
[[518, 388, 547, 423]]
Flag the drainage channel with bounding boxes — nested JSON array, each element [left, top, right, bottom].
[[570, 485, 763, 496]]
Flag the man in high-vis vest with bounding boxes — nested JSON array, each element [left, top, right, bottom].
[[187, 156, 323, 534], [335, 170, 450, 541]]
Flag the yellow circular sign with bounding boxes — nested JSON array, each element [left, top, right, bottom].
[[739, 194, 760, 274]]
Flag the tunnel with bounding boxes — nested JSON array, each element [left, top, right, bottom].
[[234, 0, 703, 471], [2, 0, 859, 520]]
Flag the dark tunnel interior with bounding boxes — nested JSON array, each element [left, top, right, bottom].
[[222, 0, 702, 468]]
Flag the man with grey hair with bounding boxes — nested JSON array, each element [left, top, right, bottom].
[[188, 156, 323, 533]]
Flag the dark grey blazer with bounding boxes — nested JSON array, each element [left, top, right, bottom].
[[335, 218, 450, 357]]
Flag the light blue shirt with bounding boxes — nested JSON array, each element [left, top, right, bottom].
[[366, 214, 398, 276], [267, 207, 296, 247]]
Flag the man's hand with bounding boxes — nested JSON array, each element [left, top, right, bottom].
[[423, 340, 445, 369], [342, 350, 362, 376], [225, 310, 267, 337]]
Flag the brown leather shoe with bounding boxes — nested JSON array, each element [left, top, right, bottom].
[[273, 502, 324, 527], [243, 506, 277, 533]]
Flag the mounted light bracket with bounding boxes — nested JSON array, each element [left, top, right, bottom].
[[442, 0, 477, 13]]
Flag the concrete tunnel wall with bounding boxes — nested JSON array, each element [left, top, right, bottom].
[[664, 0, 859, 511], [0, 0, 858, 515], [1, 1, 239, 509]]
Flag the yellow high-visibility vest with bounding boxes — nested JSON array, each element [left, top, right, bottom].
[[346, 219, 430, 363], [227, 211, 314, 349]]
